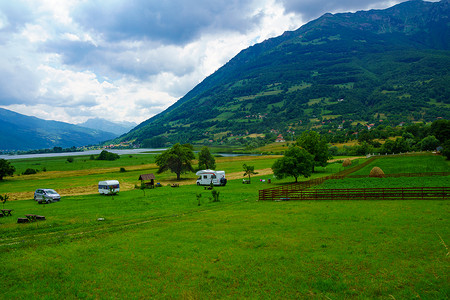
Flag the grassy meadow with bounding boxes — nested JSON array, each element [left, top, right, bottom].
[[0, 153, 449, 299]]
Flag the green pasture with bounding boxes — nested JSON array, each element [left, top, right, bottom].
[[315, 176, 450, 189], [351, 155, 450, 175], [0, 154, 449, 298]]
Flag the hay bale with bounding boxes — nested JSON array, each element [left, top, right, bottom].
[[342, 158, 352, 167], [369, 167, 385, 178]]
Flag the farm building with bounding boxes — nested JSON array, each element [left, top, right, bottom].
[[139, 173, 156, 188]]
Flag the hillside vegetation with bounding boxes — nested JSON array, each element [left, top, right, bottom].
[[120, 0, 450, 147]]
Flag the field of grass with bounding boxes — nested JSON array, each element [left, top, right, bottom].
[[0, 154, 449, 298], [352, 155, 450, 175]]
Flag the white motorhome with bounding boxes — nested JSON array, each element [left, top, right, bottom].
[[196, 170, 227, 186], [98, 180, 120, 195]]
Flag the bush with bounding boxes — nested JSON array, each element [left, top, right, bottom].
[[211, 189, 220, 202], [97, 150, 120, 161], [120, 167, 126, 173], [23, 168, 37, 175], [67, 157, 74, 163]]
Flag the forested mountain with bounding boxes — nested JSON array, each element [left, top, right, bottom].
[[120, 0, 450, 147], [0, 108, 116, 151]]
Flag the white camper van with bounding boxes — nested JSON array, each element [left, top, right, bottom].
[[196, 170, 227, 186], [98, 180, 120, 195]]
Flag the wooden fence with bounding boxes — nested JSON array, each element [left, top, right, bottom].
[[258, 159, 450, 201], [265, 187, 449, 201]]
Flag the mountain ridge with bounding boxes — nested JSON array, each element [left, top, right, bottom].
[[121, 0, 449, 147], [0, 108, 117, 151], [78, 118, 137, 136]]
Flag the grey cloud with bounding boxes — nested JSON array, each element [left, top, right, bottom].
[[72, 0, 262, 45]]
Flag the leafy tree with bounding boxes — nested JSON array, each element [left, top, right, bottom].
[[419, 136, 440, 151], [0, 159, 15, 181], [272, 146, 314, 182], [441, 140, 450, 160], [242, 164, 258, 183], [380, 140, 395, 154], [296, 131, 331, 172], [198, 147, 216, 170], [155, 143, 195, 180], [430, 119, 450, 144]]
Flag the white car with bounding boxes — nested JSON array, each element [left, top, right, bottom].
[[34, 189, 61, 203]]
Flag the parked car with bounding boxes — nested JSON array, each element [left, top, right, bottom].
[[34, 189, 61, 203]]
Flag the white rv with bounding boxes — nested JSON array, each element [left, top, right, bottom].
[[196, 170, 227, 186], [98, 180, 120, 195]]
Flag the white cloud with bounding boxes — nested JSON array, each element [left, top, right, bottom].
[[0, 0, 421, 126]]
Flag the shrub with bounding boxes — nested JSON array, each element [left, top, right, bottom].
[[369, 167, 385, 178], [120, 167, 126, 173], [211, 190, 220, 202], [23, 168, 37, 175], [97, 150, 120, 161], [67, 157, 74, 163]]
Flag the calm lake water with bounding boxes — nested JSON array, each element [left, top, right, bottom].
[[0, 149, 165, 160], [0, 149, 255, 160]]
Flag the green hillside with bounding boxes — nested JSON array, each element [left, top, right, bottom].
[[120, 0, 450, 147]]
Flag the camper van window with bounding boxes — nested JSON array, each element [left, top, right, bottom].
[[203, 175, 207, 179], [212, 175, 216, 179]]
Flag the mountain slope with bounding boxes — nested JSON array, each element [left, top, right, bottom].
[[0, 108, 117, 151], [78, 118, 137, 136], [121, 0, 450, 146]]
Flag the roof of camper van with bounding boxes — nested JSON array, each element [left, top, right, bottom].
[[195, 170, 225, 176], [98, 180, 119, 185]]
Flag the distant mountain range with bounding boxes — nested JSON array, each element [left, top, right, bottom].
[[0, 108, 117, 151], [119, 0, 450, 146], [78, 118, 137, 136]]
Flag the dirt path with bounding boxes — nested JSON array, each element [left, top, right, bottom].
[[9, 156, 352, 201]]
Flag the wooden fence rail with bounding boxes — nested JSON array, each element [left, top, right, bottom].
[[263, 187, 449, 201], [258, 175, 344, 201]]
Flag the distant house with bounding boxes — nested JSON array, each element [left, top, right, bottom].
[[275, 134, 285, 143], [139, 173, 155, 188]]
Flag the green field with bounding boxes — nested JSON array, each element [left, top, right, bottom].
[[0, 154, 449, 298]]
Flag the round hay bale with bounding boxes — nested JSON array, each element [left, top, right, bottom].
[[342, 158, 352, 167], [369, 167, 385, 178]]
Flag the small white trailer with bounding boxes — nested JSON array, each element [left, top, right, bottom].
[[98, 180, 120, 195], [196, 170, 227, 186]]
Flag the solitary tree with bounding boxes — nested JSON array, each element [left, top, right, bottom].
[[156, 143, 195, 180], [198, 146, 216, 170], [0, 159, 15, 181], [296, 131, 331, 172], [242, 164, 258, 183], [272, 146, 314, 182]]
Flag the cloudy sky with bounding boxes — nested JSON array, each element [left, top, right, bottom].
[[0, 0, 420, 125]]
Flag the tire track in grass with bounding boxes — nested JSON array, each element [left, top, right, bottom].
[[0, 199, 251, 247]]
